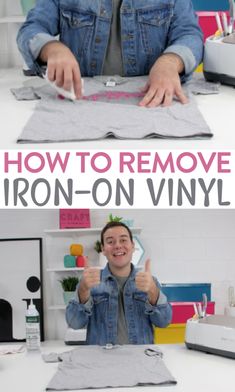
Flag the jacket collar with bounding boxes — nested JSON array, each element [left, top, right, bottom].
[[102, 262, 137, 281]]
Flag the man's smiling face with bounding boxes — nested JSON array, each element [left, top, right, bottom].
[[102, 226, 134, 274]]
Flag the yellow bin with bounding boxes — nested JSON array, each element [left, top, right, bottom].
[[195, 63, 203, 73], [154, 323, 186, 344]]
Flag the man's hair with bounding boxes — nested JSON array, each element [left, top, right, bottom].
[[100, 221, 133, 245]]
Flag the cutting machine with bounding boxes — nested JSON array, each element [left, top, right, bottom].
[[185, 314, 235, 359]]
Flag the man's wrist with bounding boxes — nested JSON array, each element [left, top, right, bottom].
[[78, 281, 90, 304], [39, 41, 65, 62], [155, 53, 185, 74], [147, 280, 160, 305]]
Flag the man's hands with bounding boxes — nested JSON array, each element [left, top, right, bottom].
[[139, 53, 188, 108], [39, 41, 83, 99], [78, 258, 100, 304], [78, 257, 159, 306], [40, 44, 186, 106], [135, 259, 159, 305]]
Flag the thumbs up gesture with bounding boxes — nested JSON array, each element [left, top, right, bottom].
[[78, 257, 101, 303], [82, 257, 101, 289], [135, 259, 159, 305]]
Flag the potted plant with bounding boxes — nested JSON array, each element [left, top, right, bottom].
[[20, 0, 36, 16], [108, 213, 123, 222], [94, 240, 107, 268], [59, 276, 79, 305], [108, 213, 134, 228]]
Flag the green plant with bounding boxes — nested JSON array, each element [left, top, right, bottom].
[[108, 213, 123, 222], [59, 276, 79, 291], [94, 240, 102, 253]]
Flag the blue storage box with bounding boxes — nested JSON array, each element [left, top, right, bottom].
[[161, 283, 211, 301], [192, 0, 228, 11]]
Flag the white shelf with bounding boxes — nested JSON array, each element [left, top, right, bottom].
[[0, 16, 25, 24], [44, 228, 103, 237], [48, 305, 66, 310], [45, 227, 141, 235], [46, 267, 85, 272]]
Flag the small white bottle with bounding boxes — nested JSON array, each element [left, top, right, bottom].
[[25, 299, 41, 351]]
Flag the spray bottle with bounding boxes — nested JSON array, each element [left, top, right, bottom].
[[25, 299, 40, 351]]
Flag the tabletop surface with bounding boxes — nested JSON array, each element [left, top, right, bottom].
[[0, 341, 234, 392], [1, 68, 235, 150]]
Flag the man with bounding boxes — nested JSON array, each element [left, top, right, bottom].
[[17, 1, 203, 107], [66, 221, 172, 345]]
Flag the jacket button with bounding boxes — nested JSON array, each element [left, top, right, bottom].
[[95, 37, 101, 43], [100, 8, 106, 16], [129, 59, 136, 65]]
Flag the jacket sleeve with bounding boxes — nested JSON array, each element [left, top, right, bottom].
[[65, 285, 94, 330], [144, 278, 172, 328], [164, 0, 203, 80], [17, 0, 60, 75]]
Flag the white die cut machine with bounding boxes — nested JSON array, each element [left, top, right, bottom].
[[204, 2, 235, 86], [185, 315, 235, 359]]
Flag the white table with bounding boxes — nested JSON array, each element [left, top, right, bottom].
[[1, 68, 235, 149], [0, 341, 234, 392]]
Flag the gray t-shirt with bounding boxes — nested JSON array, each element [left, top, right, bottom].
[[45, 345, 177, 390], [102, 0, 123, 76], [17, 76, 213, 143]]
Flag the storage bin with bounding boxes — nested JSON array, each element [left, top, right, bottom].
[[171, 301, 215, 323], [161, 283, 211, 301], [154, 323, 186, 344], [196, 11, 229, 41], [192, 1, 228, 11]]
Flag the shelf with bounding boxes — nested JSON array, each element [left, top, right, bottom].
[[48, 305, 66, 310], [0, 16, 25, 24], [46, 267, 85, 272], [45, 227, 141, 235], [44, 228, 102, 237]]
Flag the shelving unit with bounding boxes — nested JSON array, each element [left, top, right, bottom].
[[46, 267, 85, 272], [0, 0, 25, 68], [0, 15, 24, 23], [44, 227, 142, 340]]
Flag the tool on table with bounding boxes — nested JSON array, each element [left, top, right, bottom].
[[228, 286, 235, 307], [202, 293, 208, 317], [215, 12, 223, 37], [144, 348, 163, 358], [193, 294, 208, 319], [221, 12, 229, 36], [228, 0, 235, 33], [193, 303, 199, 319]]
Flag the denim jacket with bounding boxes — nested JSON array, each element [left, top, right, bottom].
[[66, 264, 172, 345], [17, 0, 203, 79]]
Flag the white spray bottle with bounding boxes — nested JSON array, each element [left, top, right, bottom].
[[25, 299, 41, 351]]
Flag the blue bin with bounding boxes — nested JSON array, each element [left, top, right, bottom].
[[161, 283, 211, 301], [192, 0, 228, 11]]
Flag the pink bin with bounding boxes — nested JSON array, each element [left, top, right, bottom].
[[171, 301, 215, 323], [196, 11, 229, 41]]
